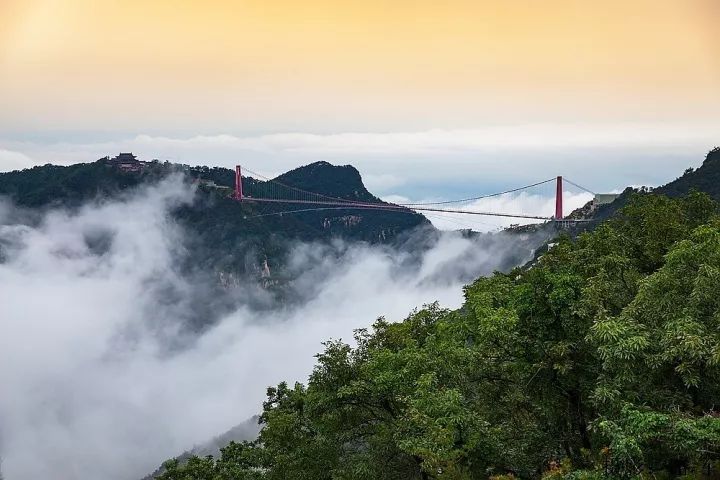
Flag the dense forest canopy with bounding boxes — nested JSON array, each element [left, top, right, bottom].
[[0, 158, 428, 280], [157, 190, 720, 480]]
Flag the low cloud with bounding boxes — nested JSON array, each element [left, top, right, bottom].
[[0, 177, 545, 480], [0, 150, 35, 173], [362, 173, 406, 191], [1, 123, 716, 196]]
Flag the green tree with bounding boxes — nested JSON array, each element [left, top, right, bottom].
[[154, 191, 720, 479]]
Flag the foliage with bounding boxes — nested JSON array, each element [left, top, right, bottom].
[[0, 159, 428, 289], [156, 441, 267, 480], [657, 148, 720, 202], [156, 190, 720, 479], [589, 148, 720, 226]]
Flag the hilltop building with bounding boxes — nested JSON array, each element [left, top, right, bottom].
[[105, 153, 146, 172], [113, 152, 138, 163]]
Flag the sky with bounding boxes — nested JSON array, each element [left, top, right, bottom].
[[0, 0, 719, 213]]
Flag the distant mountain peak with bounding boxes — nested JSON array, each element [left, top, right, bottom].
[[306, 160, 333, 167], [277, 161, 360, 177], [272, 161, 370, 201], [652, 147, 720, 202]]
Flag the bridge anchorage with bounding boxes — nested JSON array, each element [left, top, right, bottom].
[[231, 165, 618, 228]]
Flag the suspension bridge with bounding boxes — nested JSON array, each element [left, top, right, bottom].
[[230, 165, 612, 226]]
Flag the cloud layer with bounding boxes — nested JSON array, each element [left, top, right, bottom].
[[0, 178, 544, 479], [1, 123, 716, 197]]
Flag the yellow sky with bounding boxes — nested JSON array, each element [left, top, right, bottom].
[[0, 0, 718, 133]]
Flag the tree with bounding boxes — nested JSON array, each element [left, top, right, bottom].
[[153, 191, 720, 479]]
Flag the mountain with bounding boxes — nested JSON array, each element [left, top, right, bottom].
[[572, 147, 720, 225], [176, 160, 430, 275], [6, 148, 720, 286], [0, 157, 428, 272], [0, 158, 162, 208], [0, 157, 441, 328], [655, 146, 720, 200], [273, 160, 379, 200]]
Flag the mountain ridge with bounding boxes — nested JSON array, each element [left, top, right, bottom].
[[0, 157, 430, 268]]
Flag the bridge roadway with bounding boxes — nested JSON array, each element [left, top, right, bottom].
[[238, 197, 591, 222]]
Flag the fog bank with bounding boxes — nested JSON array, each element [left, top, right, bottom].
[[0, 178, 544, 479]]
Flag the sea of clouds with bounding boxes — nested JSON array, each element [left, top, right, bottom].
[[1, 122, 715, 197], [0, 176, 547, 479]]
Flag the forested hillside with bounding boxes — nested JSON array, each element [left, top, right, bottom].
[[0, 158, 428, 277], [591, 147, 720, 224], [176, 160, 430, 277], [657, 147, 720, 200], [157, 190, 720, 479]]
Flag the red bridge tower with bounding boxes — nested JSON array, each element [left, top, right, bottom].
[[234, 165, 243, 200], [555, 176, 563, 220]]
